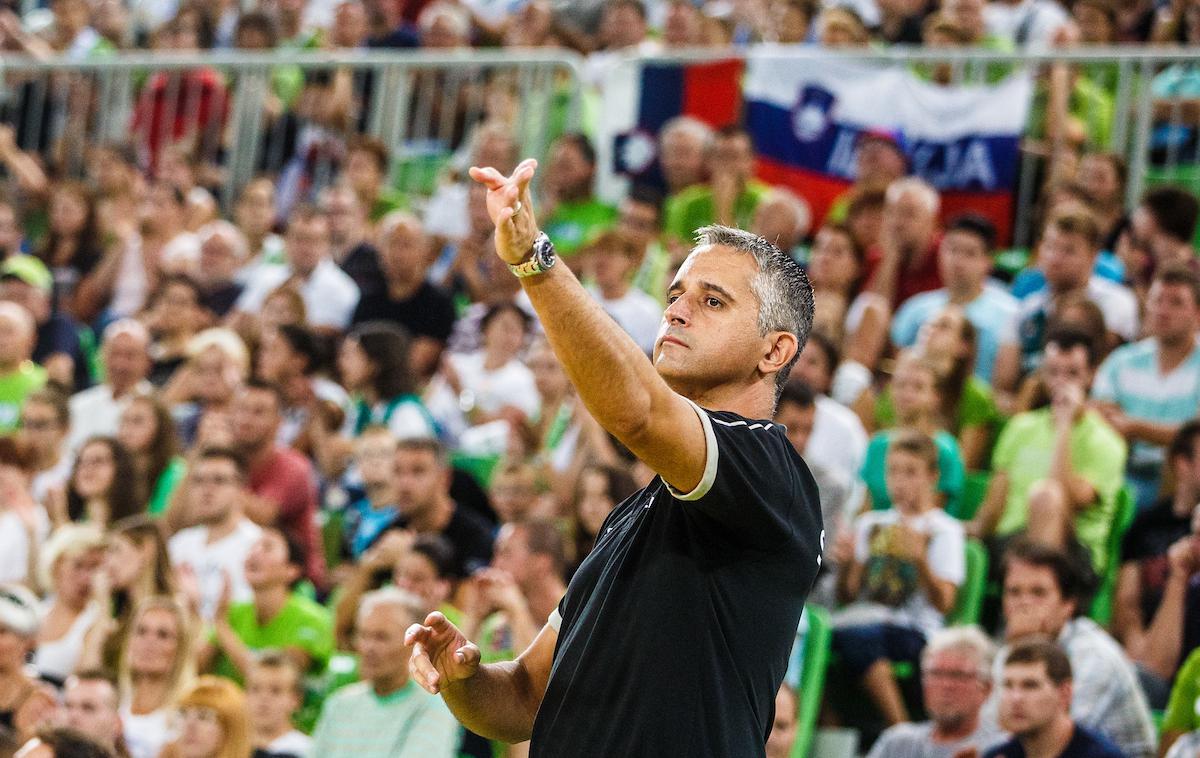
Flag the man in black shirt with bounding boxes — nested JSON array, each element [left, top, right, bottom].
[[407, 159, 821, 756], [351, 212, 456, 378]]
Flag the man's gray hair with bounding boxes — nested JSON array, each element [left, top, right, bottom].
[[660, 116, 715, 148], [358, 586, 426, 627], [921, 625, 996, 681], [693, 225, 814, 399]]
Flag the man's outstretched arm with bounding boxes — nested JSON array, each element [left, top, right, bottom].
[[469, 160, 707, 493], [407, 612, 556, 743]]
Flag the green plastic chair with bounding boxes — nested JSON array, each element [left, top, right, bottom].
[[792, 605, 832, 758], [947, 539, 989, 626], [1089, 485, 1136, 625], [320, 509, 344, 573], [951, 471, 992, 521]]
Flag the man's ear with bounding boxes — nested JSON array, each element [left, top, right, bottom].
[[758, 331, 799, 379]]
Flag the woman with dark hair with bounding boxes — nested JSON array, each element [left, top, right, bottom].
[[806, 224, 891, 377], [338, 321, 436, 440], [428, 302, 540, 446], [80, 514, 179, 674], [572, 463, 638, 567], [117, 395, 186, 517], [36, 180, 106, 320], [54, 437, 143, 528]]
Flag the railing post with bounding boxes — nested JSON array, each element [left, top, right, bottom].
[[1125, 57, 1156, 212]]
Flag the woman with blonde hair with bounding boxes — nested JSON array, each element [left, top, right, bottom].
[[159, 676, 252, 758], [32, 524, 106, 685], [162, 328, 251, 447], [118, 595, 195, 758]]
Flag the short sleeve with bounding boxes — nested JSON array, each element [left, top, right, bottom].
[[990, 413, 1024, 471], [926, 516, 966, 586], [665, 401, 818, 551], [958, 379, 997, 430], [852, 513, 875, 564], [889, 298, 923, 348], [1091, 350, 1120, 404], [1162, 649, 1200, 732]]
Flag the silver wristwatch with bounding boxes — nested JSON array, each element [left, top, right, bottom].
[[508, 232, 557, 278]]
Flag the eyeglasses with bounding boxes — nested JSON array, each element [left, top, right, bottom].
[[922, 668, 981, 682], [191, 474, 239, 487]]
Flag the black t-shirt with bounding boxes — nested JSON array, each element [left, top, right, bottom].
[[529, 407, 822, 757], [983, 724, 1123, 758], [339, 242, 385, 300], [1120, 496, 1192, 625], [200, 281, 244, 318], [351, 280, 457, 343], [34, 312, 89, 391], [399, 503, 494, 578]]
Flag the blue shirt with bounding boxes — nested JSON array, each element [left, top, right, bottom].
[[343, 497, 400, 559], [890, 284, 1018, 383], [1092, 336, 1200, 473], [1011, 251, 1126, 299], [983, 724, 1123, 758]]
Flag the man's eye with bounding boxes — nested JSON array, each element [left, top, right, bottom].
[[706, 297, 722, 308], [666, 295, 679, 304]]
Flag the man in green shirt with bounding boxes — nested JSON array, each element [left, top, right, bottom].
[[970, 326, 1127, 572], [203, 526, 333, 683], [313, 587, 460, 758], [0, 302, 46, 434], [540, 134, 617, 257], [663, 126, 771, 244]]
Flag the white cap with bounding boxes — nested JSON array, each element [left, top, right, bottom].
[[0, 584, 40, 638]]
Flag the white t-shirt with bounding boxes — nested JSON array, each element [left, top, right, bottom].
[[31, 454, 72, 506], [0, 507, 49, 585], [806, 395, 869, 483], [590, 286, 663, 355], [837, 507, 965, 636], [266, 729, 314, 758], [121, 705, 174, 758], [68, 382, 154, 453], [33, 601, 99, 683], [168, 518, 263, 622], [236, 259, 361, 330]]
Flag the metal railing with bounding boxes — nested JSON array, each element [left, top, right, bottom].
[[0, 49, 584, 212], [1, 46, 1197, 248]]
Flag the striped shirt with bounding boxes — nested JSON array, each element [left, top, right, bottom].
[[311, 681, 460, 758]]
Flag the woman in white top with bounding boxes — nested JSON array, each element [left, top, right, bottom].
[[806, 224, 892, 406], [33, 524, 105, 684], [429, 302, 539, 451], [0, 437, 50, 586], [119, 596, 196, 758]]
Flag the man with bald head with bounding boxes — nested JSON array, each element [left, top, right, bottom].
[[67, 319, 152, 451], [658, 117, 712, 197], [352, 212, 456, 377], [0, 301, 45, 433]]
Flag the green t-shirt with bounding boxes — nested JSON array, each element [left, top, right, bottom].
[[861, 429, 966, 513], [1163, 646, 1200, 734], [989, 408, 1127, 569], [215, 592, 334, 683], [542, 198, 618, 256], [663, 181, 771, 244], [147, 457, 186, 517], [0, 361, 47, 434], [875, 376, 999, 436], [1027, 73, 1114, 149], [370, 188, 409, 223]]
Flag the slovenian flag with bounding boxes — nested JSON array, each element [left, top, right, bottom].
[[744, 53, 1033, 244], [597, 58, 744, 200]]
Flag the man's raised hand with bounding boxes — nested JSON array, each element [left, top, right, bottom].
[[406, 611, 482, 694], [468, 158, 540, 265]]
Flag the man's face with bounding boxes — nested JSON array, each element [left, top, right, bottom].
[[333, 0, 369, 47], [998, 661, 1070, 738], [394, 552, 449, 611], [244, 530, 295, 590], [1002, 559, 1075, 639], [355, 433, 397, 489], [1077, 156, 1120, 204], [883, 189, 936, 251], [659, 129, 707, 193], [618, 199, 660, 251], [232, 387, 282, 449], [489, 472, 536, 523], [855, 139, 906, 185], [0, 279, 48, 323], [1039, 226, 1096, 291], [246, 665, 301, 734], [942, 0, 984, 36], [601, 3, 647, 48], [591, 247, 638, 292], [394, 448, 448, 517], [103, 332, 151, 390], [380, 222, 430, 284], [922, 648, 990, 727], [188, 458, 243, 525], [546, 141, 594, 200], [199, 233, 242, 284], [256, 329, 300, 384], [356, 604, 410, 683], [655, 246, 782, 397], [236, 181, 275, 237], [938, 229, 990, 292], [1145, 280, 1199, 343], [1041, 343, 1093, 400], [63, 678, 121, 745], [491, 524, 536, 587], [0, 308, 33, 366], [321, 189, 363, 245], [285, 217, 330, 277], [20, 400, 65, 457], [775, 399, 815, 455], [709, 134, 755, 182]]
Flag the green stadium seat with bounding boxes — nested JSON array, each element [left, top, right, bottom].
[[950, 471, 991, 521], [793, 605, 832, 758], [1089, 485, 1136, 626], [947, 539, 989, 626]]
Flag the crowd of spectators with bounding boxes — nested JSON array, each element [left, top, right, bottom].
[[0, 0, 1197, 757]]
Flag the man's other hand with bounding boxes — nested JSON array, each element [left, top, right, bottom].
[[406, 611, 483, 694], [468, 158, 541, 265]]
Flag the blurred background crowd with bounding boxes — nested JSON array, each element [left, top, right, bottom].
[[0, 0, 1198, 756]]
